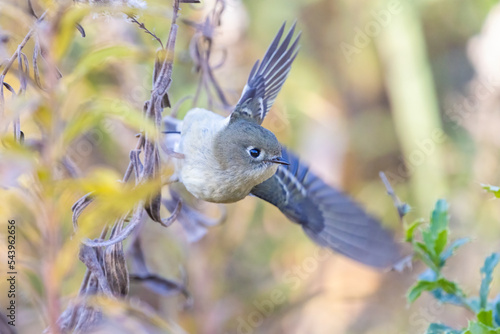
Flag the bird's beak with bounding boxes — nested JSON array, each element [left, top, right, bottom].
[[268, 156, 290, 165]]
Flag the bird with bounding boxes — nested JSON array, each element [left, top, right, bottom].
[[163, 22, 400, 268]]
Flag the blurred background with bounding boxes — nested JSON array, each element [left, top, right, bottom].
[[1, 0, 500, 333]]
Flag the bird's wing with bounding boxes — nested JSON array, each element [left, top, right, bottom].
[[250, 148, 400, 268], [231, 22, 300, 125]]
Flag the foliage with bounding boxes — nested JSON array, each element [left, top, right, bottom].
[[0, 0, 212, 332], [3, 0, 500, 332], [406, 196, 500, 333], [482, 185, 500, 199]]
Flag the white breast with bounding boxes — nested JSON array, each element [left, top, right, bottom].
[[176, 109, 237, 202]]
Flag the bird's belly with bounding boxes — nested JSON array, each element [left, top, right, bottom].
[[180, 166, 250, 203]]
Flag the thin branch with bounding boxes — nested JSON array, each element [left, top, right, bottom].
[[122, 133, 146, 183], [63, 1, 195, 331], [379, 171, 410, 223], [33, 37, 43, 88], [185, 1, 230, 110], [0, 11, 47, 77], [79, 245, 114, 297], [159, 200, 182, 227], [129, 16, 164, 49], [82, 204, 145, 248]]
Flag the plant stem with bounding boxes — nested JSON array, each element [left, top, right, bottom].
[[1, 11, 47, 77]]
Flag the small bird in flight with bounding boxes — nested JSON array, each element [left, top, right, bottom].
[[164, 22, 400, 268]]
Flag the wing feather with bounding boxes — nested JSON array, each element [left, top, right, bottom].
[[231, 23, 300, 124], [250, 148, 400, 268]]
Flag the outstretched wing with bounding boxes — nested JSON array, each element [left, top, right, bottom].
[[250, 148, 400, 268], [231, 22, 301, 124]]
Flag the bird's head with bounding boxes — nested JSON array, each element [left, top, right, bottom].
[[213, 118, 288, 185]]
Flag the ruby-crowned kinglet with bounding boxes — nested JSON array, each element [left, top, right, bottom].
[[164, 23, 400, 268]]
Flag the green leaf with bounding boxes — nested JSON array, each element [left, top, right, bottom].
[[495, 301, 500, 327], [431, 199, 449, 234], [480, 253, 500, 309], [419, 199, 450, 268], [478, 309, 495, 327], [408, 275, 466, 305], [436, 278, 461, 296], [406, 220, 423, 242], [482, 184, 500, 198], [427, 323, 463, 334], [408, 280, 439, 303], [431, 287, 466, 306], [463, 320, 500, 334], [434, 229, 448, 258], [423, 229, 437, 256], [415, 242, 441, 273], [54, 7, 91, 60]]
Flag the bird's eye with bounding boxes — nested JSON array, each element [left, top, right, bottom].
[[249, 148, 261, 158]]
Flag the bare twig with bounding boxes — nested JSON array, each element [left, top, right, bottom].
[[33, 37, 43, 88], [64, 2, 188, 331], [129, 16, 164, 49], [0, 11, 47, 77], [185, 0, 230, 110], [58, 0, 236, 331], [159, 199, 182, 227], [0, 10, 47, 139], [128, 236, 191, 305], [122, 133, 146, 183], [81, 204, 145, 248], [379, 171, 411, 223], [79, 245, 114, 297]]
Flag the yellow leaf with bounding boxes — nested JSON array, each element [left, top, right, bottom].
[[54, 7, 92, 61]]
